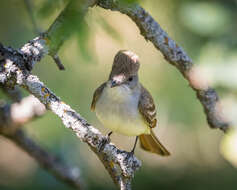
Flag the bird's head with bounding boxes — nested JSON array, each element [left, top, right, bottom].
[[109, 50, 140, 89]]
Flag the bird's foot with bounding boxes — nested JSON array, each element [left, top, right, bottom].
[[98, 131, 112, 152], [125, 150, 135, 160], [125, 136, 137, 160]]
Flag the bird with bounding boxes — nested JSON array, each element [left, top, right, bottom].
[[91, 50, 170, 156]]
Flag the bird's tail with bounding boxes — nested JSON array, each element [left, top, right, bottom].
[[139, 129, 170, 156]]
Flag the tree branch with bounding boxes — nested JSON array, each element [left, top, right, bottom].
[[0, 95, 84, 190], [96, 0, 230, 132], [0, 95, 45, 134], [0, 41, 141, 189], [4, 129, 84, 190]]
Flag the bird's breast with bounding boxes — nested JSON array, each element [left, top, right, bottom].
[[95, 85, 150, 136]]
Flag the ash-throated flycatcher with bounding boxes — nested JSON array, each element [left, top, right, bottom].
[[91, 50, 170, 156]]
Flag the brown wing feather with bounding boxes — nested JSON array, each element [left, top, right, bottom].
[[91, 82, 106, 111], [138, 85, 157, 128]]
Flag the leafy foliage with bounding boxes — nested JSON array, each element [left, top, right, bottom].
[[37, 0, 127, 61]]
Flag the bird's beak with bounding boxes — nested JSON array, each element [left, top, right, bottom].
[[110, 79, 119, 88], [110, 75, 125, 88]]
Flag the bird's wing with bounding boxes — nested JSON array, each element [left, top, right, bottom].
[[138, 85, 157, 128], [91, 82, 106, 111]]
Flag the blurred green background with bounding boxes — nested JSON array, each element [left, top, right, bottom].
[[1, 0, 237, 189]]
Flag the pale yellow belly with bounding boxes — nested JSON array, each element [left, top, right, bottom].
[[96, 110, 150, 136], [95, 85, 150, 136]]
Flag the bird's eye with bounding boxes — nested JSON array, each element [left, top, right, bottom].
[[128, 77, 133, 82]]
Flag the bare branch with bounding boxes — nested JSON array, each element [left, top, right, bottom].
[[4, 129, 84, 190], [0, 98, 84, 190], [96, 0, 230, 132]]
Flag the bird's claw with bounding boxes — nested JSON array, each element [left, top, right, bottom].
[[125, 150, 135, 161], [98, 134, 111, 152]]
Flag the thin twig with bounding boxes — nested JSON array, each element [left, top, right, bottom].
[[52, 54, 65, 70]]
